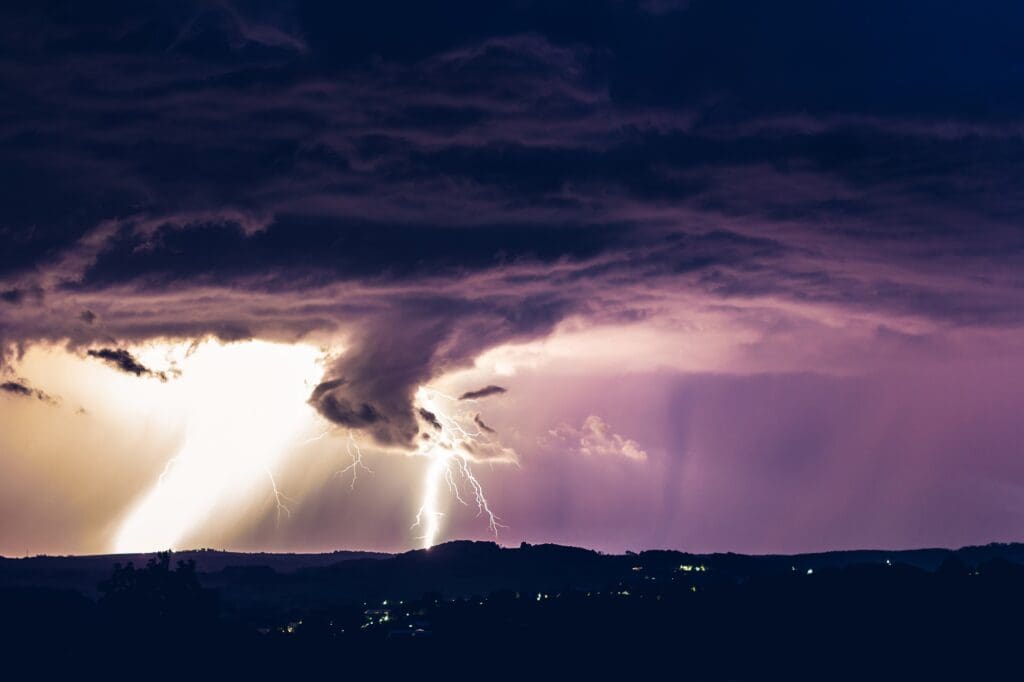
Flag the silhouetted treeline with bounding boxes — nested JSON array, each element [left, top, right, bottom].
[[97, 552, 219, 635]]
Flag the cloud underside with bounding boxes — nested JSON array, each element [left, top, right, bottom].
[[0, 2, 1022, 449]]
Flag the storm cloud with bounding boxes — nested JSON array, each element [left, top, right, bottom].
[[0, 1, 1023, 554], [86, 348, 167, 381], [459, 385, 507, 401], [473, 414, 496, 434], [1, 380, 58, 405], [308, 299, 564, 445], [1, 1, 1022, 450], [417, 408, 442, 431]]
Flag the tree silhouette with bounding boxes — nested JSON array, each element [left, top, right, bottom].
[[98, 552, 218, 634]]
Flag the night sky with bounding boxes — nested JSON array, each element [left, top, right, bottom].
[[2, 1, 1024, 556]]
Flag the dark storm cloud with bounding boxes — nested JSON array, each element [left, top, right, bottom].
[[75, 217, 623, 287], [308, 378, 347, 403], [1, 287, 43, 306], [86, 348, 167, 381], [1, 0, 1023, 449], [2, 1, 1021, 291], [459, 385, 507, 401], [1, 380, 58, 405], [2, 381, 34, 397], [417, 408, 442, 431], [309, 294, 569, 445], [314, 394, 386, 429]]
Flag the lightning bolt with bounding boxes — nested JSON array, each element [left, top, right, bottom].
[[157, 455, 181, 486], [336, 430, 373, 489], [266, 468, 294, 524], [410, 386, 513, 549], [298, 429, 330, 445], [299, 387, 512, 550], [259, 426, 372, 528]]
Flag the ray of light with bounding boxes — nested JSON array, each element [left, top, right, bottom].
[[114, 339, 323, 553]]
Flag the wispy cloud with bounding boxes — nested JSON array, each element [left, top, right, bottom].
[[0, 379, 58, 405]]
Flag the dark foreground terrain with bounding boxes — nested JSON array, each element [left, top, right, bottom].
[[3, 541, 1023, 679]]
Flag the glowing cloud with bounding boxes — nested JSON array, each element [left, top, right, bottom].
[[549, 415, 649, 461]]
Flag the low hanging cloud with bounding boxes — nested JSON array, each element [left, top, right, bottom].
[[459, 385, 508, 401], [308, 378, 347, 402], [0, 380, 58, 405], [417, 407, 442, 431], [311, 393, 386, 429], [474, 413, 497, 434], [308, 301, 564, 447], [549, 415, 649, 461], [86, 348, 168, 381]]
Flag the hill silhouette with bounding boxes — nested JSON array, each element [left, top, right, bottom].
[[0, 547, 386, 596], [3, 540, 1024, 678], [5, 540, 1024, 604]]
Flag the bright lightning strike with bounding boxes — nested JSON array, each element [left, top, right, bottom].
[[409, 386, 514, 549]]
